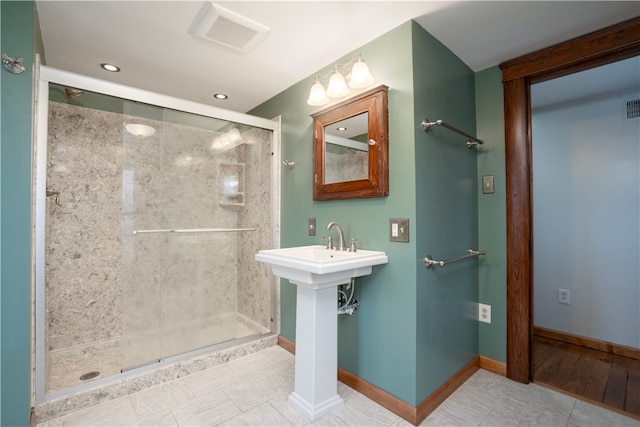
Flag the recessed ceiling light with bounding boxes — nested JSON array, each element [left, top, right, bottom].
[[336, 126, 347, 132], [100, 63, 120, 72], [214, 93, 228, 100]]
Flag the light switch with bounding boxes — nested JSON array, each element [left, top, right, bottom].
[[482, 175, 494, 194], [308, 218, 316, 236], [390, 218, 409, 242]]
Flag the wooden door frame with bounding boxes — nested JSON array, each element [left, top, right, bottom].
[[499, 17, 640, 383]]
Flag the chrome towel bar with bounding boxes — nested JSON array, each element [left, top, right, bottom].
[[421, 117, 484, 149], [424, 249, 486, 269], [133, 227, 256, 235]]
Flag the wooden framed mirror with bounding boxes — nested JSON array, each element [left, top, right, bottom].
[[311, 85, 388, 201]]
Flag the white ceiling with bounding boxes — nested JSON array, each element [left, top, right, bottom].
[[36, 1, 639, 113]]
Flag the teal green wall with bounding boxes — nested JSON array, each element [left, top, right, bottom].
[[475, 67, 507, 362], [252, 20, 484, 407], [411, 22, 479, 402], [1, 2, 35, 425], [252, 22, 420, 405]]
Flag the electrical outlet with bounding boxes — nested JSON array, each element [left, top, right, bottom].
[[558, 289, 570, 305], [479, 303, 491, 323], [389, 218, 409, 242], [308, 218, 316, 236]]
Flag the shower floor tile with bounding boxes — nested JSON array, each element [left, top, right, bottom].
[[45, 313, 269, 394], [38, 345, 640, 427], [46, 339, 121, 394]]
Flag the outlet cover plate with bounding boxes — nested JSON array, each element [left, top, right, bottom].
[[390, 218, 409, 242], [558, 288, 570, 304], [479, 303, 491, 323], [308, 218, 316, 236]]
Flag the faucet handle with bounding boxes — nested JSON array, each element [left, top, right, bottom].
[[350, 238, 358, 252], [321, 236, 333, 250]]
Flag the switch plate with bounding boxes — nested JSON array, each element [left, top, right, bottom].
[[390, 218, 409, 242], [308, 218, 316, 236], [479, 303, 491, 323], [482, 175, 494, 194]]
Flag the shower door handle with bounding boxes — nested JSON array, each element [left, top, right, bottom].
[[132, 227, 256, 235]]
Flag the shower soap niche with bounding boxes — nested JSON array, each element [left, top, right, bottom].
[[219, 163, 245, 207]]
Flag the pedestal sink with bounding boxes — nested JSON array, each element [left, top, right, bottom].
[[255, 245, 388, 421]]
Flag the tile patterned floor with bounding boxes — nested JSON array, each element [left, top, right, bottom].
[[38, 345, 640, 426]]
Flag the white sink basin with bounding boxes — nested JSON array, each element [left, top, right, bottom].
[[255, 245, 388, 288]]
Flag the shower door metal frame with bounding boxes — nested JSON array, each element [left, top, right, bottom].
[[34, 65, 281, 404]]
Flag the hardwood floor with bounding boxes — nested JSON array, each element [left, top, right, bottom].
[[533, 334, 640, 420]]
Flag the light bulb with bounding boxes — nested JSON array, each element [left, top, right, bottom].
[[307, 77, 329, 106], [325, 67, 349, 98], [349, 57, 374, 88], [125, 123, 156, 138]]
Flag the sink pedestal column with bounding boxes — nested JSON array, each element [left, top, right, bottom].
[[288, 282, 343, 421]]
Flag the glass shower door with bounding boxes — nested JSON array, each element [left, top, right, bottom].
[[37, 69, 277, 401], [121, 103, 272, 370]]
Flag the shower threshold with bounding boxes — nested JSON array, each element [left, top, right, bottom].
[[36, 332, 277, 424]]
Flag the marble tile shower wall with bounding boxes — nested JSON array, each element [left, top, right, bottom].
[[236, 127, 273, 331], [46, 102, 124, 352], [45, 102, 272, 392], [325, 148, 368, 183]]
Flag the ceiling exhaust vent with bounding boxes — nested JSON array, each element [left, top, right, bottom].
[[626, 98, 640, 120], [189, 2, 270, 55]]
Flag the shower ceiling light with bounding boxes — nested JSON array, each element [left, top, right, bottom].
[[100, 63, 120, 72], [125, 123, 156, 138], [307, 54, 374, 106], [210, 128, 243, 152], [213, 93, 228, 100]]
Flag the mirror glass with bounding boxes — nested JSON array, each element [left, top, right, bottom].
[[324, 112, 369, 184], [312, 85, 388, 200]]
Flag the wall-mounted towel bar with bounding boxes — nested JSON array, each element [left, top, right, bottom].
[[421, 118, 483, 149], [133, 227, 256, 235], [424, 249, 486, 269]]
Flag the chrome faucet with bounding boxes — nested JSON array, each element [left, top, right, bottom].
[[326, 221, 346, 251]]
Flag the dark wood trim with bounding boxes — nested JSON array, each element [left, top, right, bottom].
[[414, 358, 479, 424], [338, 367, 419, 425], [534, 327, 640, 362], [501, 17, 640, 82], [500, 17, 640, 384], [480, 356, 507, 377], [277, 334, 295, 354], [277, 335, 479, 426], [503, 76, 533, 384]]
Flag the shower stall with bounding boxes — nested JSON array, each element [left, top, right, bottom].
[[34, 67, 280, 404]]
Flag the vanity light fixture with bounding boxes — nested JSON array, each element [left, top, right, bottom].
[[307, 54, 374, 106], [100, 63, 121, 72], [307, 76, 330, 106], [325, 66, 349, 98]]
